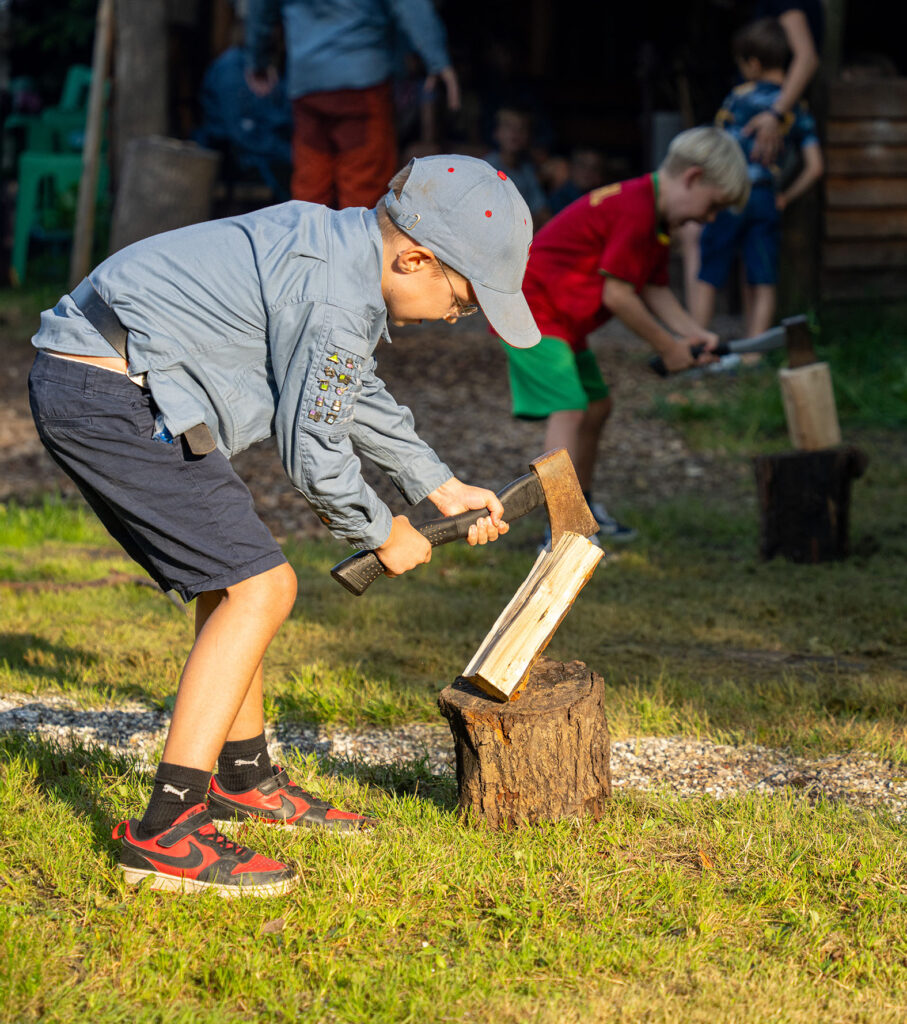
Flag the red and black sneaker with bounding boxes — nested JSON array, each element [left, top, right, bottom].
[[113, 803, 298, 897], [209, 765, 372, 833]]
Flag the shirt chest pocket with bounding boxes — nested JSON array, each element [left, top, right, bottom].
[[301, 328, 373, 439]]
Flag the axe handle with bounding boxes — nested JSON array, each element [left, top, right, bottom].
[[331, 509, 489, 596], [649, 342, 731, 378], [331, 473, 544, 596]]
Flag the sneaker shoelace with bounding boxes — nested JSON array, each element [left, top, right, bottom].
[[197, 821, 249, 856]]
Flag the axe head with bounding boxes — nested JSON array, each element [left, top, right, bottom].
[[781, 314, 816, 368], [531, 449, 598, 546]]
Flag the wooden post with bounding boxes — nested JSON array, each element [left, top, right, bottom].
[[112, 0, 168, 178], [68, 0, 114, 290], [438, 657, 611, 829], [778, 362, 842, 450], [108, 136, 220, 253], [753, 447, 868, 563]]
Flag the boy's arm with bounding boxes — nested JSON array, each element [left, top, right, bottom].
[[777, 143, 824, 210], [350, 363, 454, 504], [603, 277, 713, 373], [743, 8, 820, 164], [640, 284, 718, 345], [244, 0, 282, 95]]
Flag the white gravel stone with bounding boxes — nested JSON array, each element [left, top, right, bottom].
[[2, 693, 905, 817]]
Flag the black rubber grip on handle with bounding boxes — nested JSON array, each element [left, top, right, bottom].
[[330, 508, 490, 596], [330, 473, 545, 596], [648, 341, 730, 377]]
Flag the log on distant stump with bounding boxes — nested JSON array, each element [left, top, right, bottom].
[[438, 657, 610, 829], [753, 446, 868, 563]]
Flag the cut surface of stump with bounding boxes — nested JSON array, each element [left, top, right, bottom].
[[438, 657, 610, 829]]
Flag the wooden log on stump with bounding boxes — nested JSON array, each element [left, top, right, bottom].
[[438, 657, 611, 829], [753, 446, 869, 563], [778, 362, 842, 450]]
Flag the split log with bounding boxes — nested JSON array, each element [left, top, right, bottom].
[[778, 362, 842, 450], [438, 657, 611, 828], [460, 532, 604, 701], [753, 447, 868, 563]]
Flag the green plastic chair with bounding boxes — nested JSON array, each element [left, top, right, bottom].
[[11, 150, 109, 284], [3, 65, 98, 170]]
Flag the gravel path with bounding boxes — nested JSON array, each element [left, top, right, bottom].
[[2, 693, 905, 817]]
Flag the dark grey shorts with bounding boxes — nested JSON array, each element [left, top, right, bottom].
[[28, 350, 287, 602]]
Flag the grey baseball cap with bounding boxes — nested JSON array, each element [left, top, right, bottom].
[[383, 154, 540, 349]]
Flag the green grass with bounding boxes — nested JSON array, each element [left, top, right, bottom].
[[1, 299, 907, 1020], [2, 734, 907, 1023]]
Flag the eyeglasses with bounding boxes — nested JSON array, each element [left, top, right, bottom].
[[438, 261, 479, 319]]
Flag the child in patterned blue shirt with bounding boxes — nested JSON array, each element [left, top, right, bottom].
[[692, 17, 824, 337]]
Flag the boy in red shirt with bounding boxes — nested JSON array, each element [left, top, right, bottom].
[[503, 127, 750, 543]]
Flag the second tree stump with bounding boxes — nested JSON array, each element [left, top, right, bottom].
[[438, 657, 611, 828]]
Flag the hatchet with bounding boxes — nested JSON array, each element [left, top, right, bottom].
[[648, 315, 814, 377], [330, 448, 598, 596]]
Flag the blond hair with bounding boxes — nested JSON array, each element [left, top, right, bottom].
[[660, 126, 751, 211]]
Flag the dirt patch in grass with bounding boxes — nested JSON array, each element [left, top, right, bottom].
[[1, 315, 756, 542]]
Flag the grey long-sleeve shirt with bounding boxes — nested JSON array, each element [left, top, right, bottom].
[[32, 203, 453, 550]]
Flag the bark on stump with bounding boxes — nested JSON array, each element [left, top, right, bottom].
[[753, 446, 868, 563], [438, 657, 611, 829]]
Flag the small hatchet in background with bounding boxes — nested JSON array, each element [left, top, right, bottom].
[[649, 314, 814, 377]]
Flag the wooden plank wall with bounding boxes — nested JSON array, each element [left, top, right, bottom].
[[824, 79, 907, 301]]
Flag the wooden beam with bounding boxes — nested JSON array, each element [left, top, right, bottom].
[[821, 267, 907, 301], [825, 208, 907, 238], [823, 239, 907, 268], [825, 176, 907, 208], [826, 145, 907, 176], [828, 80, 907, 119], [827, 119, 907, 145]]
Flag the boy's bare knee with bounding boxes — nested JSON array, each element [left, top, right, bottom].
[[227, 562, 297, 619]]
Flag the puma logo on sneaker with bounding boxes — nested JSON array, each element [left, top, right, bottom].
[[234, 753, 262, 767], [162, 784, 190, 801]]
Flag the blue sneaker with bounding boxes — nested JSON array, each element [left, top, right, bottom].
[[588, 502, 638, 543]]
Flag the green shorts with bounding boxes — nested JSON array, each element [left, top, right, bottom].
[[503, 335, 610, 419]]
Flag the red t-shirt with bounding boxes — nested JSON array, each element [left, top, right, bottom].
[[522, 174, 671, 351]]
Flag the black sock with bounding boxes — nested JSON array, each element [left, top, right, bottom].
[[137, 762, 212, 839], [216, 732, 273, 791]]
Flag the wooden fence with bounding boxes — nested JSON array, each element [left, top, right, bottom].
[[823, 78, 907, 301]]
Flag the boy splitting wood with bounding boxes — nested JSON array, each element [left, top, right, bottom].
[[28, 155, 540, 897], [500, 126, 749, 544]]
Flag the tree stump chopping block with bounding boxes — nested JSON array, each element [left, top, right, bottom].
[[753, 446, 869, 563], [438, 657, 611, 829]]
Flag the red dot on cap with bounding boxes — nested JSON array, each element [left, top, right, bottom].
[[448, 167, 455, 172], [485, 210, 492, 218], [497, 170, 507, 180]]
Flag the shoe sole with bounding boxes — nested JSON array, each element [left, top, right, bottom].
[[120, 865, 298, 897]]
